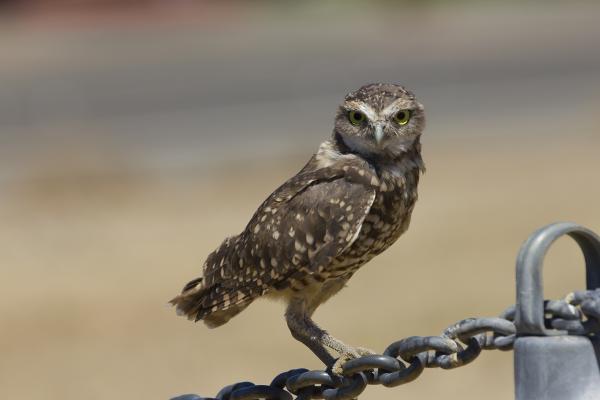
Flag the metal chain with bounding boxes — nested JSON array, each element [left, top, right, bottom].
[[172, 289, 600, 400]]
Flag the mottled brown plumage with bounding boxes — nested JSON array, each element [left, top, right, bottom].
[[171, 83, 425, 371]]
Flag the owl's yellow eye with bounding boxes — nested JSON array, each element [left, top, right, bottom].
[[394, 110, 411, 125], [348, 110, 366, 126]]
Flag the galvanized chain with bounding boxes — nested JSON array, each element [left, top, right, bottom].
[[172, 289, 600, 400]]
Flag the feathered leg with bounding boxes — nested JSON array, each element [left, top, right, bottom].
[[285, 290, 374, 374]]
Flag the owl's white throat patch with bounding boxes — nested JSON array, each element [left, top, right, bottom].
[[336, 132, 418, 162], [315, 140, 355, 168]]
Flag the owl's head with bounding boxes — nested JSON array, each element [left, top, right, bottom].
[[333, 83, 425, 161]]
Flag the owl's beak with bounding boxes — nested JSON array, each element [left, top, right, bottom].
[[374, 123, 385, 145]]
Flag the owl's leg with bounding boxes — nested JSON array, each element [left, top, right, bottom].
[[285, 301, 336, 366], [285, 297, 375, 374]]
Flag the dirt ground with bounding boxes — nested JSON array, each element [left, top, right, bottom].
[[1, 132, 599, 400]]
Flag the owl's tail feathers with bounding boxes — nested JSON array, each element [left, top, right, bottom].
[[201, 301, 252, 328], [170, 276, 207, 318], [170, 277, 252, 328]]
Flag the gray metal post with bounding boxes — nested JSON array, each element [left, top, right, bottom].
[[514, 222, 600, 400]]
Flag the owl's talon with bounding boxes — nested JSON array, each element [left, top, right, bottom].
[[330, 346, 374, 375], [354, 347, 377, 357], [331, 353, 356, 376]]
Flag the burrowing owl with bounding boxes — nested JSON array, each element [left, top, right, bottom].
[[171, 83, 425, 372]]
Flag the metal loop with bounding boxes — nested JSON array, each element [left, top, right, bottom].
[[499, 305, 516, 321], [229, 385, 292, 400], [377, 355, 424, 387], [341, 354, 401, 377], [569, 288, 600, 304], [493, 334, 516, 350], [444, 317, 516, 343], [581, 300, 600, 321], [271, 370, 309, 390], [322, 373, 368, 400], [384, 336, 458, 364], [435, 337, 482, 369], [294, 388, 317, 400], [549, 318, 586, 334], [286, 371, 336, 394], [514, 222, 600, 336], [217, 383, 255, 400], [571, 289, 600, 321], [480, 334, 495, 350], [172, 395, 213, 400], [545, 300, 581, 320]]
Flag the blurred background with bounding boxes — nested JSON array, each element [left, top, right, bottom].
[[1, 1, 600, 399]]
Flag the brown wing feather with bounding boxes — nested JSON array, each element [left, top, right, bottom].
[[171, 157, 378, 325]]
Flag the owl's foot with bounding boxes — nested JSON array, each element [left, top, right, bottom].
[[285, 300, 378, 375], [330, 346, 377, 375], [354, 346, 377, 356]]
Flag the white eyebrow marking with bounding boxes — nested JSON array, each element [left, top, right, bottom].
[[345, 98, 415, 122], [344, 100, 378, 121], [382, 98, 414, 118]]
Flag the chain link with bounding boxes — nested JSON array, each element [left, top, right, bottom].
[[172, 289, 600, 400]]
